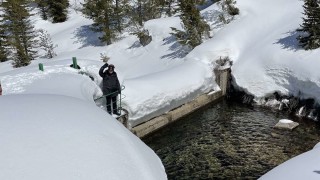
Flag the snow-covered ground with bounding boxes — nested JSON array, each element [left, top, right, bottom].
[[0, 94, 166, 180], [1, 0, 320, 179], [190, 0, 320, 102], [259, 143, 320, 180]]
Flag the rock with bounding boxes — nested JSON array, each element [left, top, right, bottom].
[[274, 119, 299, 130]]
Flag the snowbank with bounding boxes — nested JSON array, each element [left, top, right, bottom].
[[260, 143, 320, 180], [191, 0, 320, 103], [0, 94, 167, 180], [0, 59, 103, 103]]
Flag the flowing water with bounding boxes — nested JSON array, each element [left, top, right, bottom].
[[143, 100, 320, 179]]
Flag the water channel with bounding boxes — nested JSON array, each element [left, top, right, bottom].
[[143, 100, 320, 179]]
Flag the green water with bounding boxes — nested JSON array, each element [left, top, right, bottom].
[[144, 100, 320, 179]]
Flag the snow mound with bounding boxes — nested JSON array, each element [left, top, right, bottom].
[[0, 94, 166, 180], [260, 144, 320, 180]]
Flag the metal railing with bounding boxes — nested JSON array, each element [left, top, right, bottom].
[[94, 85, 126, 114]]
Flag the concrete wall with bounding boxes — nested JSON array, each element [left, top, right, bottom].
[[129, 68, 231, 138], [215, 68, 231, 96]]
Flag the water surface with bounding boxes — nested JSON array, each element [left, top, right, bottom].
[[144, 100, 320, 179]]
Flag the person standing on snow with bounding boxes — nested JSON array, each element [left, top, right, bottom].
[[99, 63, 121, 115]]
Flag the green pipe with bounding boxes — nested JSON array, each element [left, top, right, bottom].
[[72, 57, 78, 69], [39, 63, 44, 71]]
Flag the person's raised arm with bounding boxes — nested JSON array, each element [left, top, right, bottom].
[[99, 63, 108, 77]]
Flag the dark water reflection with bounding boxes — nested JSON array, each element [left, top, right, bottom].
[[143, 100, 320, 179]]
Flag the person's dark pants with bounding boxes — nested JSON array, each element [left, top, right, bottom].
[[106, 95, 118, 114]]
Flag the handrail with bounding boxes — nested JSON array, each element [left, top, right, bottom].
[[94, 85, 126, 113], [94, 85, 125, 101]]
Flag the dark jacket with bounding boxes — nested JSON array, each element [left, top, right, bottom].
[[99, 64, 121, 97]]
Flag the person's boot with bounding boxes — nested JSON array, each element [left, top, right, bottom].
[[113, 110, 121, 116]]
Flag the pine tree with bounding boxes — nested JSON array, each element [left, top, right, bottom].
[[130, 0, 159, 27], [82, 0, 114, 44], [172, 0, 210, 48], [48, 0, 69, 23], [297, 0, 320, 50], [114, 0, 130, 33], [163, 0, 176, 17], [222, 0, 239, 16], [0, 13, 9, 62], [132, 0, 144, 26], [1, 0, 38, 67], [144, 0, 162, 20], [82, 0, 128, 44], [36, 0, 48, 20]]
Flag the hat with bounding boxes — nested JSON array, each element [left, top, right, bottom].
[[109, 64, 115, 68]]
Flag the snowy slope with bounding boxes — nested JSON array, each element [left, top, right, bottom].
[[191, 0, 320, 102], [1, 0, 320, 125], [0, 2, 221, 127], [1, 0, 320, 178], [0, 94, 166, 180], [0, 0, 319, 131]]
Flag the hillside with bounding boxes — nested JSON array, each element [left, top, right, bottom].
[[1, 0, 320, 179]]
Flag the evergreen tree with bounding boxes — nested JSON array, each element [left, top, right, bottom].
[[36, 0, 48, 20], [171, 0, 210, 48], [82, 0, 128, 44], [130, 0, 159, 27], [222, 0, 239, 16], [1, 0, 38, 67], [114, 0, 130, 32], [82, 0, 114, 45], [163, 0, 176, 17], [144, 0, 164, 19], [133, 0, 145, 26], [297, 0, 320, 50], [0, 15, 9, 62], [48, 0, 69, 23], [130, 0, 175, 26]]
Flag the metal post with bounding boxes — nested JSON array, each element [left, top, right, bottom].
[[0, 81, 2, 95], [39, 63, 44, 71], [119, 92, 122, 112], [72, 57, 78, 69]]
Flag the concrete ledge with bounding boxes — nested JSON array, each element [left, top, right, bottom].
[[131, 90, 223, 138]]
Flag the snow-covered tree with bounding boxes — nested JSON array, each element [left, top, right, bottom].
[[224, 0, 239, 16], [38, 29, 57, 59]]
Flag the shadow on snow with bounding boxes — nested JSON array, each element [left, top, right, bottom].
[[274, 30, 304, 52], [126, 35, 190, 60], [72, 25, 104, 48], [160, 35, 191, 59]]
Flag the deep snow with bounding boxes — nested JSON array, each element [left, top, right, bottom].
[[0, 94, 166, 180], [1, 0, 320, 179], [259, 143, 320, 180]]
